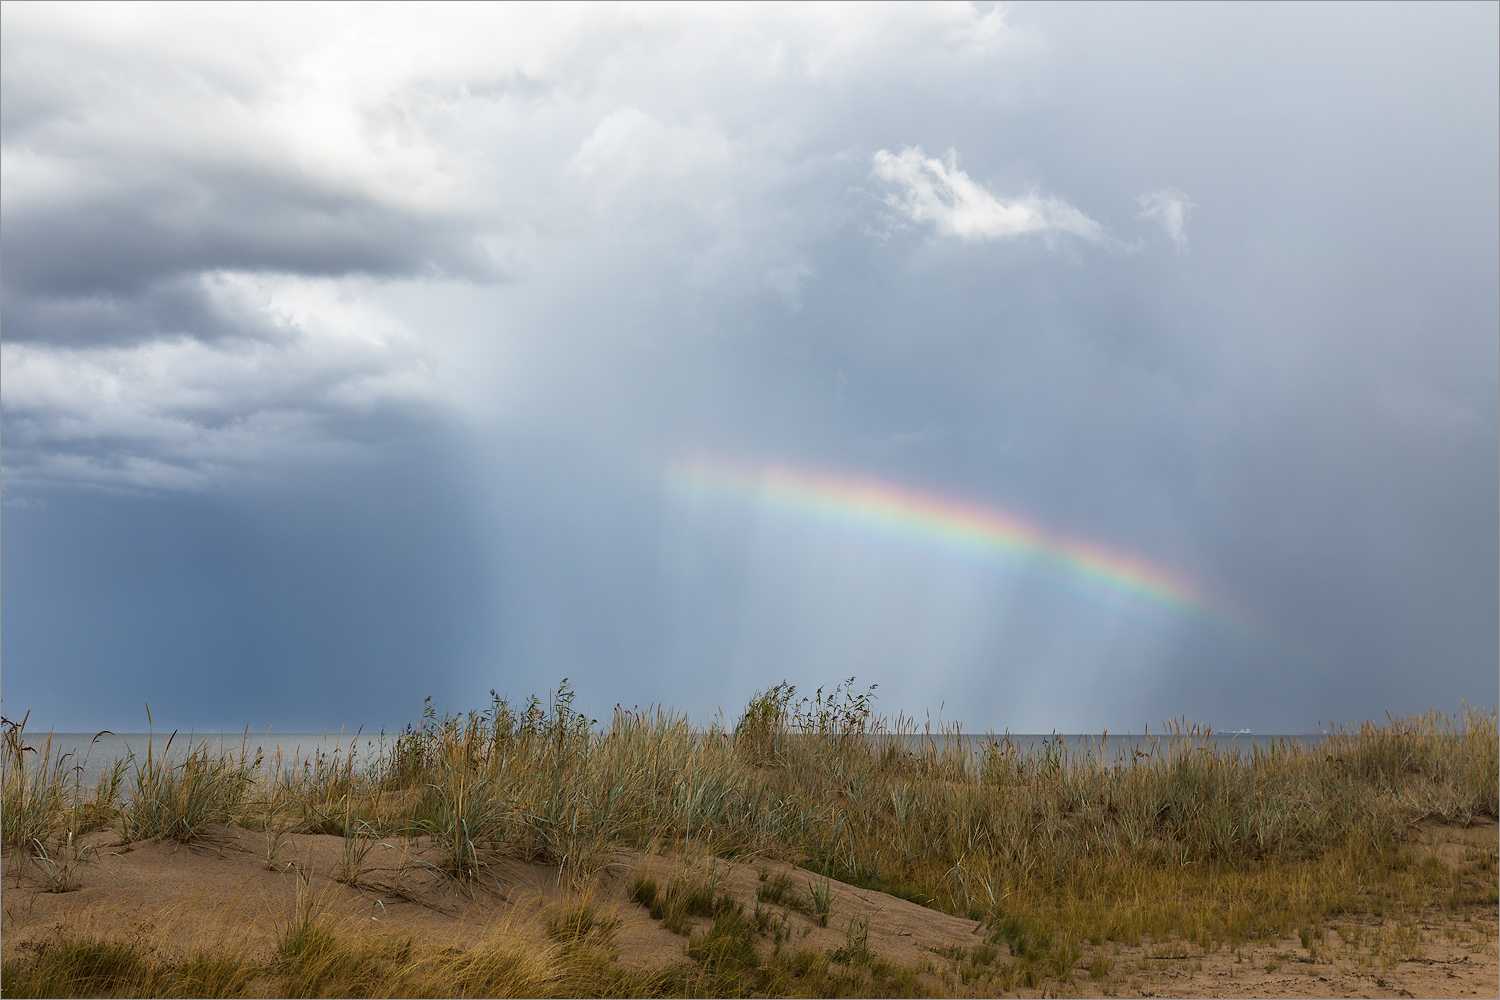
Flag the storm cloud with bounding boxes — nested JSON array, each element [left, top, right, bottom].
[[2, 2, 1495, 733]]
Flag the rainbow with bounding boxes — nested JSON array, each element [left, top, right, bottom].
[[670, 458, 1223, 621]]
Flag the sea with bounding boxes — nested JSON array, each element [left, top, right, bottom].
[[18, 729, 1331, 790], [12, 731, 384, 790]]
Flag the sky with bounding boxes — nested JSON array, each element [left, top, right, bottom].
[[2, 1, 1496, 734]]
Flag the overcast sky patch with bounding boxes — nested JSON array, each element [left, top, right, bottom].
[[2, 2, 1494, 733], [1136, 187, 1195, 253]]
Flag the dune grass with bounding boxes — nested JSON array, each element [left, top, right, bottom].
[[0, 922, 939, 999], [2, 684, 1496, 997]]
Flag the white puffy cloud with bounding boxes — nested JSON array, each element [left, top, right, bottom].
[[1136, 187, 1195, 253], [872, 146, 1105, 243]]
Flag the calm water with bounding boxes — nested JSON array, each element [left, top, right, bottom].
[[17, 731, 385, 789], [20, 730, 1330, 790]]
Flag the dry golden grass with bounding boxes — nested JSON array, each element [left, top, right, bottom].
[[3, 684, 1496, 997]]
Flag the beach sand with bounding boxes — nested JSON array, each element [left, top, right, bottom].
[[3, 818, 1495, 998]]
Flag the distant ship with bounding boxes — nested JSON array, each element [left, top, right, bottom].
[[1229, 728, 1253, 735]]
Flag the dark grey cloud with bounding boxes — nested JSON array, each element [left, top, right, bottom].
[[0, 268, 444, 491], [1, 11, 501, 306], [2, 3, 1494, 732], [2, 278, 253, 348], [0, 5, 507, 490], [1, 175, 495, 302]]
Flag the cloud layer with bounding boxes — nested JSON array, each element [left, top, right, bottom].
[[3, 274, 438, 490], [2, 2, 1495, 733], [1, 3, 1031, 491]]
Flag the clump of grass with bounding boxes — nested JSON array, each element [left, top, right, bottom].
[[275, 902, 337, 966], [0, 933, 257, 1000], [756, 870, 796, 906], [30, 831, 96, 893], [685, 902, 761, 973], [755, 868, 837, 926], [4, 918, 941, 999], [830, 916, 869, 965], [335, 809, 378, 888], [1047, 933, 1082, 981], [3, 716, 125, 885], [990, 913, 1051, 963], [123, 732, 257, 844], [270, 882, 426, 998], [628, 865, 729, 935], [68, 751, 129, 838], [259, 803, 295, 871], [804, 873, 833, 927], [734, 683, 796, 766], [3, 935, 152, 998], [2, 716, 72, 866], [543, 901, 620, 948], [628, 874, 661, 910], [424, 759, 510, 881]]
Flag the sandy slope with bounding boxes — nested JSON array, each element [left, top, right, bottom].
[[2, 820, 1495, 998], [1, 826, 987, 977]]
